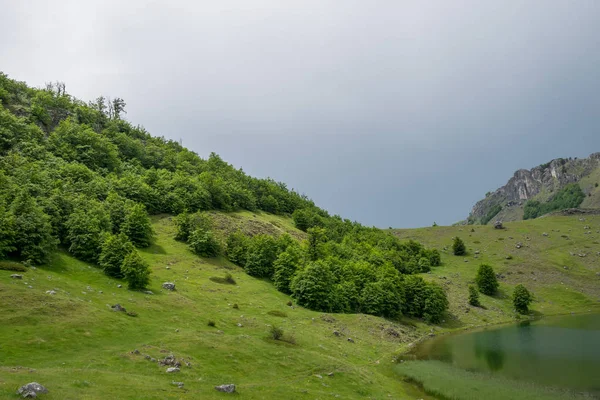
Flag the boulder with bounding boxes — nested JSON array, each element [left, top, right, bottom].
[[162, 282, 176, 291], [45, 290, 56, 295], [172, 381, 184, 388], [17, 383, 48, 397], [111, 304, 126, 312], [494, 221, 503, 229], [166, 367, 180, 373], [11, 274, 23, 279], [215, 384, 236, 393]]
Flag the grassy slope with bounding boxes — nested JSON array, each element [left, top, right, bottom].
[[2, 213, 599, 399], [393, 215, 600, 328], [0, 213, 430, 400]]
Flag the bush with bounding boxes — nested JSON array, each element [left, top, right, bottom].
[[244, 234, 279, 278], [476, 264, 499, 295], [423, 285, 449, 323], [99, 233, 133, 278], [286, 300, 293, 307], [269, 325, 284, 340], [121, 203, 153, 247], [209, 273, 236, 285], [121, 250, 151, 290], [429, 249, 441, 267], [273, 245, 302, 294], [174, 212, 212, 242], [0, 261, 26, 272], [225, 231, 249, 266], [513, 284, 533, 313], [232, 303, 239, 309], [452, 237, 466, 256], [207, 320, 216, 327], [468, 285, 480, 306], [189, 228, 220, 257]]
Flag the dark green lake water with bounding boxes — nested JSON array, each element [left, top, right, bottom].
[[413, 313, 600, 394]]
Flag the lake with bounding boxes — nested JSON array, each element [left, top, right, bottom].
[[411, 313, 600, 396]]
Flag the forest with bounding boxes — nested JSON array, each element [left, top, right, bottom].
[[0, 73, 448, 322]]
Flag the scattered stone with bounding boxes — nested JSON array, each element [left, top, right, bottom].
[[117, 284, 122, 288], [347, 338, 355, 343], [166, 266, 170, 270], [237, 323, 243, 327], [143, 290, 153, 295], [144, 354, 151, 360], [111, 304, 126, 312], [315, 374, 323, 379], [166, 367, 180, 373], [333, 331, 341, 337], [172, 381, 184, 388], [11, 274, 23, 279], [45, 290, 56, 295], [151, 358, 157, 362], [132, 349, 140, 355], [17, 383, 48, 397], [494, 221, 503, 229], [99, 290, 103, 294], [542, 232, 548, 237], [327, 372, 334, 377], [515, 243, 522, 249], [162, 282, 176, 291], [474, 250, 480, 255], [159, 354, 181, 367], [215, 384, 236, 393]]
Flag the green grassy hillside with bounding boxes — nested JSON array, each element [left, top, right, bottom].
[[2, 212, 600, 399]]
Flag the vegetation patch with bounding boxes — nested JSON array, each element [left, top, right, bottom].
[[524, 184, 585, 219], [209, 272, 236, 285], [0, 261, 26, 272], [267, 310, 287, 318]]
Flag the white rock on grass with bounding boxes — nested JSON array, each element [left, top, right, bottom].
[[215, 384, 236, 393]]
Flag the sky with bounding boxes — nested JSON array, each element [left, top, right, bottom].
[[1, 1, 600, 228]]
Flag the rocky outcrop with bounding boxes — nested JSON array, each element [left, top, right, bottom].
[[467, 153, 600, 224]]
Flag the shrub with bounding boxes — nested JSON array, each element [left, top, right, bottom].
[[418, 257, 431, 273], [189, 228, 220, 257], [468, 285, 480, 306], [121, 203, 153, 247], [209, 273, 236, 285], [99, 233, 133, 278], [452, 237, 466, 256], [476, 264, 499, 295], [423, 284, 449, 323], [273, 245, 302, 294], [428, 249, 441, 267], [225, 231, 249, 266], [244, 234, 279, 278], [269, 325, 284, 340], [121, 250, 151, 290], [207, 320, 216, 327], [174, 212, 212, 242], [232, 303, 239, 309], [0, 261, 26, 272], [286, 300, 293, 307], [513, 284, 533, 313]]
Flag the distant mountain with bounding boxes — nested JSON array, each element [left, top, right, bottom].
[[467, 153, 600, 224]]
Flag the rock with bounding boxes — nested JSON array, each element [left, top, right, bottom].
[[117, 284, 122, 288], [347, 338, 355, 343], [494, 221, 503, 229], [315, 374, 323, 379], [172, 381, 184, 388], [133, 349, 140, 355], [166, 266, 170, 270], [166, 367, 180, 373], [111, 304, 126, 312], [327, 372, 334, 377], [159, 354, 181, 367], [215, 384, 236, 393], [143, 290, 153, 295], [162, 282, 176, 291], [542, 232, 548, 237], [333, 330, 341, 337], [45, 290, 56, 295], [515, 243, 522, 249], [474, 250, 480, 254], [237, 323, 243, 327], [11, 274, 23, 279], [17, 383, 48, 397]]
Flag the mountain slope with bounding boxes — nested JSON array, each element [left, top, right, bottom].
[[467, 153, 600, 224]]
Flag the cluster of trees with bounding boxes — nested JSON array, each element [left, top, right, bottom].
[[523, 183, 585, 219], [470, 263, 532, 314], [175, 211, 449, 322], [0, 73, 324, 285]]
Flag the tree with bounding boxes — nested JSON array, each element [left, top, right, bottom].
[[0, 203, 15, 258], [453, 237, 466, 256], [244, 234, 279, 278], [476, 264, 499, 295], [429, 249, 441, 266], [174, 212, 211, 242], [121, 250, 150, 289], [188, 227, 220, 257], [307, 227, 326, 261], [10, 191, 57, 264], [273, 244, 303, 294], [99, 233, 134, 278], [225, 231, 249, 266], [423, 284, 448, 323], [418, 257, 431, 273], [121, 203, 153, 247], [66, 200, 110, 262], [468, 285, 480, 306], [291, 260, 335, 311], [513, 284, 533, 314]]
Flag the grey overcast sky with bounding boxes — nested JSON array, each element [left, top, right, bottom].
[[2, 1, 600, 227]]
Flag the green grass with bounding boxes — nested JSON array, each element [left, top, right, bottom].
[[395, 361, 581, 400], [1, 213, 599, 399]]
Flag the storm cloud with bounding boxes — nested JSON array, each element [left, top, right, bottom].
[[2, 1, 600, 227]]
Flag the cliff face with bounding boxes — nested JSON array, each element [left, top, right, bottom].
[[467, 153, 600, 224]]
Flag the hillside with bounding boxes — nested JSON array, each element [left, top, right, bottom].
[[467, 154, 600, 224]]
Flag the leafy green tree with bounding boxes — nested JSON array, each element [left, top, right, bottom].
[[476, 264, 499, 295], [99, 233, 134, 278], [225, 231, 249, 266], [513, 284, 533, 313], [66, 200, 111, 262], [452, 237, 466, 256], [429, 249, 441, 266], [291, 260, 335, 311], [121, 250, 151, 289], [10, 191, 57, 264], [121, 203, 153, 247], [468, 285, 480, 306], [188, 228, 220, 257], [307, 227, 327, 261], [173, 212, 211, 242], [104, 191, 130, 233], [273, 244, 303, 294], [244, 234, 280, 278], [423, 284, 449, 323], [0, 203, 15, 258], [418, 257, 431, 273]]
